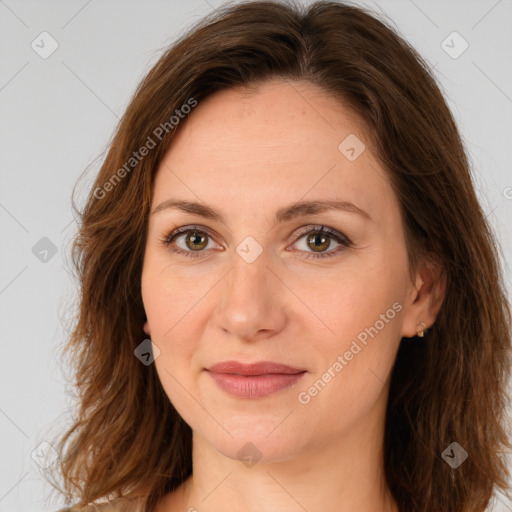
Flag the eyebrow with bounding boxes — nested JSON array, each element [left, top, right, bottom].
[[151, 198, 372, 224]]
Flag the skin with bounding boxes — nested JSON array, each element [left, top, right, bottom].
[[141, 78, 445, 512]]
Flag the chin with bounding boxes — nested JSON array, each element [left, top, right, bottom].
[[216, 434, 302, 467], [195, 415, 307, 465]]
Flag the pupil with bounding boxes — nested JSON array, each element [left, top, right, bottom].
[[189, 231, 206, 249], [309, 233, 329, 252]]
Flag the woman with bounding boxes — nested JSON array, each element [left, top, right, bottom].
[[47, 1, 511, 511]]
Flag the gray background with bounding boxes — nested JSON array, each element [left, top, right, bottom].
[[0, 0, 511, 510]]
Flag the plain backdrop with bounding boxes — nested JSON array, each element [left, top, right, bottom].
[[0, 0, 511, 510]]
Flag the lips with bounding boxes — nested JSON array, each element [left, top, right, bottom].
[[205, 360, 307, 399], [206, 360, 305, 375]]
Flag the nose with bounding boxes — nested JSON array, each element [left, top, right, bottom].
[[211, 248, 288, 342]]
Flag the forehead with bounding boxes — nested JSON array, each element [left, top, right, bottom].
[[167, 79, 369, 159], [152, 80, 393, 218]]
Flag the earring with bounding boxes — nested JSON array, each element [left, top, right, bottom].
[[417, 322, 427, 337]]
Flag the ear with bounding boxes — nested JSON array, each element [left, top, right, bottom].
[[401, 259, 447, 338], [143, 319, 151, 337]]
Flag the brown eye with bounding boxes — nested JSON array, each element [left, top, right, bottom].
[[290, 225, 352, 260], [306, 232, 331, 252], [163, 224, 351, 261], [163, 226, 218, 258], [184, 230, 209, 251]]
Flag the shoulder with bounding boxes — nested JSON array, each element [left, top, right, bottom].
[[55, 496, 145, 512]]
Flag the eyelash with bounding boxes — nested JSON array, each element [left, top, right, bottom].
[[159, 224, 352, 260]]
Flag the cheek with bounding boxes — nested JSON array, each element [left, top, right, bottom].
[[141, 269, 199, 375], [146, 285, 203, 421], [297, 310, 402, 439], [293, 250, 406, 343], [142, 260, 190, 333], [294, 253, 406, 415]]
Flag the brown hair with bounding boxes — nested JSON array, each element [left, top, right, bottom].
[[45, 1, 512, 511]]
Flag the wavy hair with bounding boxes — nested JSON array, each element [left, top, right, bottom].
[[45, 1, 512, 511]]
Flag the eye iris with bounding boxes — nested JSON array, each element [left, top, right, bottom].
[[307, 232, 330, 252], [186, 231, 208, 251]]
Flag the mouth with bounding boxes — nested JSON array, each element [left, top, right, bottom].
[[205, 360, 307, 399]]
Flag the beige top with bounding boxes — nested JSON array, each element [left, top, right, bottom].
[[56, 496, 146, 512]]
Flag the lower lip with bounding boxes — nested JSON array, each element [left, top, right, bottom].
[[207, 371, 306, 399]]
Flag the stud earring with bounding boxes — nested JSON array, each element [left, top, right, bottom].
[[417, 322, 427, 337]]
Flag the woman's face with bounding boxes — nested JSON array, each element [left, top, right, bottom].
[[141, 79, 421, 464]]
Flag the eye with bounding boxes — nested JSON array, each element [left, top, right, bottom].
[[160, 225, 219, 258], [288, 225, 352, 260], [160, 224, 352, 260]]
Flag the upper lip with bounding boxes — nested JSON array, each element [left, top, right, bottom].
[[206, 361, 306, 376]]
